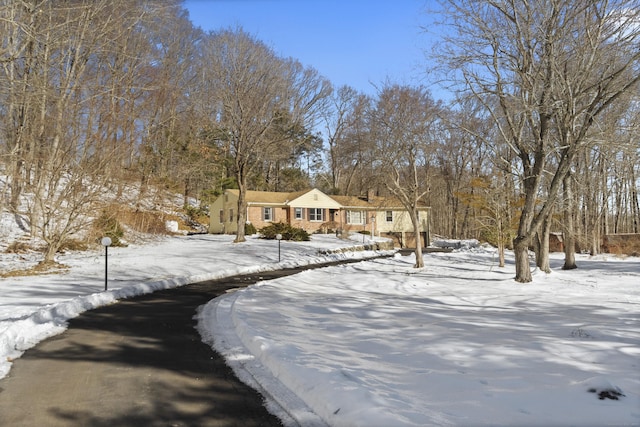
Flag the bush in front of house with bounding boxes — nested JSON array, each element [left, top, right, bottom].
[[245, 222, 258, 236], [260, 222, 310, 241]]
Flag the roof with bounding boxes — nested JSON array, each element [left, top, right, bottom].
[[330, 195, 429, 210], [224, 189, 308, 205], [223, 189, 430, 210], [330, 195, 376, 208]]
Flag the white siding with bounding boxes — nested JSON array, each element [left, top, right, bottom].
[[375, 210, 429, 233], [288, 189, 342, 209]]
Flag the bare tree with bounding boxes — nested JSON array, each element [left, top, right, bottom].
[[434, 98, 494, 239], [458, 173, 517, 267], [32, 0, 164, 264], [561, 170, 577, 269], [370, 84, 440, 268], [0, 0, 43, 212], [202, 28, 331, 242], [437, 0, 640, 282], [319, 85, 376, 195], [0, 0, 177, 264], [136, 5, 206, 206]]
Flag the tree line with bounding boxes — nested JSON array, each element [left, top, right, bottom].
[[0, 0, 638, 281]]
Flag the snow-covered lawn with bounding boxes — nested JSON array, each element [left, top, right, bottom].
[[0, 233, 387, 379], [199, 247, 640, 427], [1, 232, 638, 426]]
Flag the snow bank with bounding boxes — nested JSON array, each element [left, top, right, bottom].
[[0, 234, 390, 379]]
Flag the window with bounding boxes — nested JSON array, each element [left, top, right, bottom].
[[294, 207, 303, 220], [386, 211, 393, 222], [229, 209, 234, 222], [263, 207, 273, 221], [219, 210, 224, 224], [346, 210, 364, 224], [308, 208, 324, 222]]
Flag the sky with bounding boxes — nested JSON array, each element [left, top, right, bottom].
[[183, 0, 439, 97], [1, 227, 638, 425]]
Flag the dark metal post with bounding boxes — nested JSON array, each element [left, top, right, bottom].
[[104, 245, 108, 291], [101, 236, 112, 291]]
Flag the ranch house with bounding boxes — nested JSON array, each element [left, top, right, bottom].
[[209, 188, 431, 248]]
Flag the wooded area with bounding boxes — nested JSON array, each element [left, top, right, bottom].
[[0, 0, 638, 281]]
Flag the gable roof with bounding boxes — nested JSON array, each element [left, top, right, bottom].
[[287, 188, 342, 209], [224, 189, 334, 206]]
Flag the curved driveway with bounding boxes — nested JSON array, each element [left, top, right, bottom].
[[0, 268, 318, 427]]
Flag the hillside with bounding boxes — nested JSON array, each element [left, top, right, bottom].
[[0, 176, 208, 277]]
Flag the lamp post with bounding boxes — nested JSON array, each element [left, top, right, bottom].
[[276, 234, 282, 262], [101, 237, 112, 291]]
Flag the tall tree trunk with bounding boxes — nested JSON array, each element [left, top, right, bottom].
[[411, 210, 424, 268], [498, 240, 505, 268], [562, 173, 577, 270], [536, 215, 551, 274], [630, 164, 639, 233], [513, 235, 532, 283], [234, 172, 248, 243], [513, 171, 541, 282]]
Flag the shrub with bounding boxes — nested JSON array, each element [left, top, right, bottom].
[[245, 222, 257, 236], [93, 210, 126, 246], [5, 240, 32, 253], [58, 238, 90, 252], [259, 222, 310, 241], [184, 203, 209, 224], [119, 209, 166, 235]]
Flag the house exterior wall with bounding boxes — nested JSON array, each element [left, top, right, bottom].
[[286, 207, 334, 233], [284, 189, 342, 233], [247, 205, 289, 230], [335, 210, 373, 234], [209, 191, 240, 234], [383, 231, 429, 248], [209, 188, 430, 245], [290, 189, 342, 209], [375, 210, 429, 233]]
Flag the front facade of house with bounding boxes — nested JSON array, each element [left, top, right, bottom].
[[330, 194, 430, 247], [209, 189, 343, 234], [209, 188, 430, 247]]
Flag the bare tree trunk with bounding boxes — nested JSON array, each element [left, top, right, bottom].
[[562, 172, 577, 270], [411, 210, 424, 268], [630, 161, 639, 233], [536, 215, 552, 274], [234, 173, 248, 243], [513, 235, 532, 283], [498, 240, 505, 268], [439, 0, 640, 281]]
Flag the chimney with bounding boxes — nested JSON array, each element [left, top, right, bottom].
[[367, 189, 376, 201]]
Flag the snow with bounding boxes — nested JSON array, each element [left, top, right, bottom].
[[1, 233, 639, 426], [198, 246, 640, 426], [0, 233, 388, 379]]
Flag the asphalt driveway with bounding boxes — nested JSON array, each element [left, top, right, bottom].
[[0, 267, 318, 427]]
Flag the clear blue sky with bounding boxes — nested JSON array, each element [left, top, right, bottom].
[[183, 0, 438, 97]]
